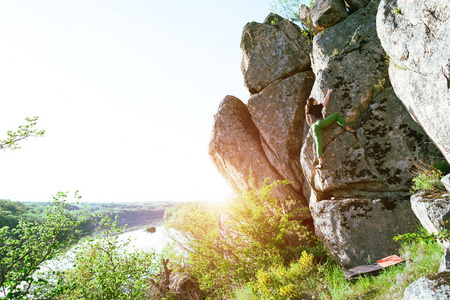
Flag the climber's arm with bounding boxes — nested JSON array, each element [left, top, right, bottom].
[[306, 114, 312, 127], [322, 89, 333, 107]]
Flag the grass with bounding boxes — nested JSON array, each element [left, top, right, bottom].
[[233, 232, 444, 300]]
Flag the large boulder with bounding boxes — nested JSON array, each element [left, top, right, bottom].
[[377, 0, 450, 162], [299, 4, 320, 35], [301, 2, 443, 204], [312, 196, 419, 268], [310, 0, 348, 31], [248, 72, 315, 191], [241, 14, 312, 94], [402, 272, 450, 300], [209, 95, 308, 210], [410, 191, 450, 246]]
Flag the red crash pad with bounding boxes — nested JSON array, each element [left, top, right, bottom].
[[344, 255, 404, 280]]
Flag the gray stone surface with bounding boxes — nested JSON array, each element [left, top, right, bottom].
[[377, 0, 450, 162], [312, 196, 419, 268], [208, 95, 307, 211], [248, 72, 314, 192], [439, 246, 450, 273], [299, 4, 319, 34], [403, 272, 450, 300], [410, 191, 450, 239], [310, 0, 348, 31], [240, 14, 311, 94], [344, 0, 371, 13], [442, 174, 450, 193], [301, 2, 443, 204]]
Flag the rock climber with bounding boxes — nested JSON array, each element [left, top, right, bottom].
[[305, 88, 355, 169]]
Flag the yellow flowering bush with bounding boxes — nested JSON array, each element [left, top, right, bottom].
[[253, 251, 317, 299]]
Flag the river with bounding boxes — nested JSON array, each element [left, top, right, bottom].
[[39, 226, 174, 274]]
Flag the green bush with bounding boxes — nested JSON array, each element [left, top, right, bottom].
[[410, 160, 446, 193], [36, 216, 161, 300], [251, 251, 318, 299], [0, 192, 85, 299], [165, 179, 315, 298]]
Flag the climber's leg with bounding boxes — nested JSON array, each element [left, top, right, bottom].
[[312, 124, 323, 158], [316, 112, 347, 129]]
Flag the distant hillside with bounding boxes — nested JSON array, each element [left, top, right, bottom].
[[0, 200, 176, 234]]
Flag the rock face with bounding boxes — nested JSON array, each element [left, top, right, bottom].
[[209, 1, 448, 268], [377, 0, 450, 162], [248, 72, 314, 192], [299, 4, 319, 35], [302, 2, 442, 203], [345, 0, 371, 12], [410, 191, 450, 241], [209, 15, 315, 213], [241, 14, 311, 95], [313, 196, 419, 268], [209, 95, 299, 203], [310, 0, 348, 31], [402, 272, 450, 300]]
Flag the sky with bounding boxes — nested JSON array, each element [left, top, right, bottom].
[[0, 0, 275, 203]]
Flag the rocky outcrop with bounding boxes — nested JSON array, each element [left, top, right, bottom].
[[402, 272, 450, 300], [302, 2, 442, 203], [377, 0, 450, 162], [209, 0, 448, 268], [299, 5, 319, 35], [310, 0, 348, 31], [241, 14, 311, 95], [248, 72, 314, 192], [313, 196, 419, 268], [410, 191, 450, 244], [210, 15, 315, 213], [209, 95, 299, 202]]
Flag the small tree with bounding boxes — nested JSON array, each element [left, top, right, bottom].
[[45, 216, 161, 300], [0, 192, 85, 299]]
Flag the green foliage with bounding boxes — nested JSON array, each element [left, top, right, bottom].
[[269, 0, 316, 41], [411, 170, 444, 193], [394, 224, 449, 244], [269, 0, 316, 22], [372, 77, 386, 96], [0, 191, 85, 299], [240, 228, 443, 299], [410, 160, 446, 193], [251, 251, 319, 299], [434, 160, 450, 176], [166, 179, 316, 298], [37, 216, 161, 300], [0, 116, 45, 151]]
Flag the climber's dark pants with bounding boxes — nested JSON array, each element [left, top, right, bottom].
[[312, 112, 347, 158]]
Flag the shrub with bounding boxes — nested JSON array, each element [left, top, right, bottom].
[[410, 160, 446, 193], [36, 216, 161, 300], [166, 179, 315, 298], [0, 192, 85, 299], [251, 251, 318, 299]]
